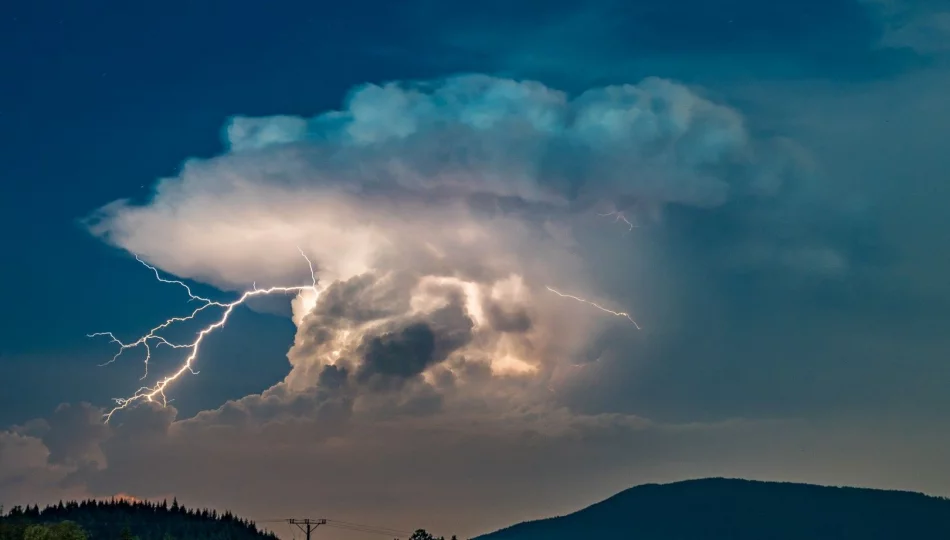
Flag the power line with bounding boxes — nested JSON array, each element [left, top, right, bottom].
[[256, 517, 411, 539], [327, 519, 410, 536], [326, 523, 408, 537], [287, 518, 326, 540], [328, 524, 398, 535]]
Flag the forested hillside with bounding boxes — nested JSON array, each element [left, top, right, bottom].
[[0, 499, 276, 540]]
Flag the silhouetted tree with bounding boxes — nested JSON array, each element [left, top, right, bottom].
[[20, 522, 85, 540], [0, 498, 275, 540]]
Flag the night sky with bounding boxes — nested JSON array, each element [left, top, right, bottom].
[[2, 0, 949, 538]]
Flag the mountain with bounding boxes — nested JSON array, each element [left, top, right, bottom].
[[0, 498, 277, 540], [476, 478, 950, 540]]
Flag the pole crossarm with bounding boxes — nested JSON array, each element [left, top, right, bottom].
[[287, 518, 327, 540]]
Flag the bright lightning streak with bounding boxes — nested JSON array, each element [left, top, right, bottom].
[[133, 255, 216, 303], [598, 211, 637, 233], [87, 256, 227, 378], [299, 246, 317, 288], [91, 251, 318, 423], [546, 286, 641, 330]]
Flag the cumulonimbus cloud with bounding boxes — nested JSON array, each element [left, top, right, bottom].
[[76, 73, 823, 433]]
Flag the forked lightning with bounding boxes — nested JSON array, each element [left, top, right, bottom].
[[90, 251, 318, 423], [599, 211, 637, 232], [93, 253, 638, 423]]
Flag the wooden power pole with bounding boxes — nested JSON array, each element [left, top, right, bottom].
[[287, 518, 327, 540]]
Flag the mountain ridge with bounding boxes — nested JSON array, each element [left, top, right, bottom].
[[475, 477, 950, 540]]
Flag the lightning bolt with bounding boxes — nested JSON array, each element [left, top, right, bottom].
[[90, 251, 319, 423], [598, 211, 637, 233], [88, 256, 227, 379], [546, 286, 641, 330]]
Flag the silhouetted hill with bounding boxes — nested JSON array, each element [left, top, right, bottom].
[[0, 498, 277, 540], [476, 478, 950, 540]]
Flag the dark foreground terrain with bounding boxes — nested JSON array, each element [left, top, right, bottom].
[[5, 478, 950, 540], [477, 478, 950, 540], [0, 499, 276, 540]]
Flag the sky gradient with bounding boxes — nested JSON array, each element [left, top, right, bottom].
[[2, 1, 950, 538]]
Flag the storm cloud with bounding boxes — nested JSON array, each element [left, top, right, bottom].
[[3, 1, 950, 538], [73, 72, 852, 438]]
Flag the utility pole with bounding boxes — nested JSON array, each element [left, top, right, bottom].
[[287, 518, 327, 540]]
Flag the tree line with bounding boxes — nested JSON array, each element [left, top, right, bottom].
[[407, 531, 457, 540], [0, 499, 274, 540], [0, 501, 459, 540]]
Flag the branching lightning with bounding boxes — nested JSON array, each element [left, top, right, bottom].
[[88, 256, 226, 378], [546, 286, 641, 330], [599, 211, 637, 233], [92, 242, 638, 423], [90, 251, 319, 423]]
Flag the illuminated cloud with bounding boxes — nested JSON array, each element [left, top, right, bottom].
[[72, 74, 839, 445], [85, 74, 798, 292]]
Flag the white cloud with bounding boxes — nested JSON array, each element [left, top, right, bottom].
[[72, 73, 845, 439], [84, 75, 775, 292], [74, 75, 829, 446]]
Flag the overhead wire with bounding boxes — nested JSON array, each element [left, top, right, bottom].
[[252, 518, 411, 538], [327, 518, 410, 534], [325, 520, 411, 537]]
